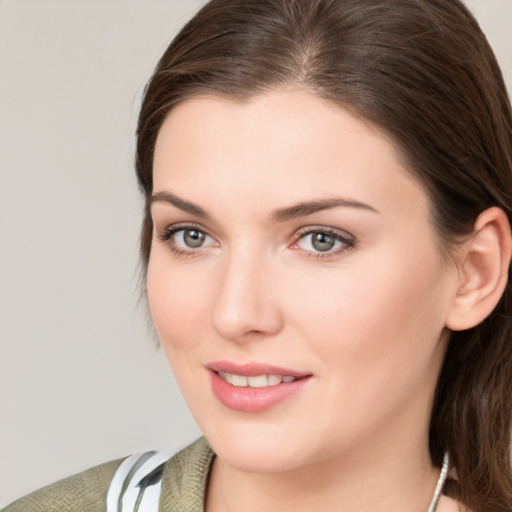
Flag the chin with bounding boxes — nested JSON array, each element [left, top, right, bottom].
[[212, 439, 306, 474], [200, 418, 325, 474]]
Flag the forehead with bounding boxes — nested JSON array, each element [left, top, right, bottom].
[[155, 90, 394, 153], [152, 90, 429, 222]]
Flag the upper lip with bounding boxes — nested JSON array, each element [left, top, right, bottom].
[[207, 361, 311, 377]]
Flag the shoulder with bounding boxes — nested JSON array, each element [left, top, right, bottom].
[[104, 438, 215, 511], [2, 458, 123, 512], [160, 437, 215, 510], [1, 438, 215, 512], [105, 438, 215, 511]]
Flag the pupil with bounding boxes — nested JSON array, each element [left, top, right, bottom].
[[184, 229, 205, 248], [312, 233, 335, 252]]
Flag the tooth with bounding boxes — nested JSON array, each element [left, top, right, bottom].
[[218, 371, 234, 384], [248, 375, 268, 388], [231, 374, 248, 387], [218, 372, 297, 387], [267, 375, 282, 386]]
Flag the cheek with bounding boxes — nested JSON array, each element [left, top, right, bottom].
[[146, 254, 211, 360], [282, 252, 449, 445], [284, 247, 449, 385], [146, 256, 218, 428]]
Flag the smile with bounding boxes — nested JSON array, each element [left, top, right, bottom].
[[208, 362, 312, 413], [217, 372, 298, 387]]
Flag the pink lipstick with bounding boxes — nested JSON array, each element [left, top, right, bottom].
[[207, 361, 312, 413]]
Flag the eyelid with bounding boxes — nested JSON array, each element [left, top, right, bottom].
[[156, 222, 218, 252], [291, 225, 355, 242], [289, 225, 356, 258], [155, 220, 210, 236], [155, 222, 355, 260]]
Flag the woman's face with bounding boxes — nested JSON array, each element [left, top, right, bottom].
[[148, 90, 459, 473]]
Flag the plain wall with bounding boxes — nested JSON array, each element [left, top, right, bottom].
[[1, 0, 511, 506]]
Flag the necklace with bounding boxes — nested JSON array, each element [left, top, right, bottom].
[[427, 452, 450, 512]]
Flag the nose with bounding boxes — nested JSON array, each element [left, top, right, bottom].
[[209, 247, 284, 343]]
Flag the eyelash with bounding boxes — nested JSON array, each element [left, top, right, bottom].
[[156, 223, 216, 258], [290, 226, 355, 260], [156, 223, 355, 260]]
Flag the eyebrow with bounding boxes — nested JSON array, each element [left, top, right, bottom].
[[150, 191, 211, 219], [270, 198, 378, 223], [150, 191, 378, 222]]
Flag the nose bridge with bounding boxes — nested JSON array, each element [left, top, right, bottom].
[[210, 242, 282, 341]]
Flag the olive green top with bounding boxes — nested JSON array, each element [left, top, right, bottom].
[[2, 438, 215, 512]]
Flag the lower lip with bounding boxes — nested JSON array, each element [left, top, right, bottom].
[[210, 371, 311, 413]]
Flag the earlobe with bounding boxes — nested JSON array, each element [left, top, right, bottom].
[[446, 207, 512, 332]]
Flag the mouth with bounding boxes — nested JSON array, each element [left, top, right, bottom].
[[216, 371, 302, 387], [207, 361, 312, 413]]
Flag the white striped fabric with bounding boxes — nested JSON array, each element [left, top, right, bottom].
[[106, 451, 169, 512]]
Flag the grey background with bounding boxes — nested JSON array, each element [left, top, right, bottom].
[[1, 0, 511, 505]]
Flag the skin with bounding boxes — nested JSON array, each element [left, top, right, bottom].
[[147, 90, 465, 512]]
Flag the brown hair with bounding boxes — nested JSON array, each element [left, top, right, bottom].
[[135, 1, 512, 510]]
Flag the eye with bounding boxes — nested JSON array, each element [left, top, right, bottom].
[[175, 228, 209, 248], [292, 228, 355, 258], [157, 224, 217, 254]]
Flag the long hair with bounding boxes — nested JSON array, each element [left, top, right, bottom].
[[135, 1, 512, 510]]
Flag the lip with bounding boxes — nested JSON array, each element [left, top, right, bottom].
[[207, 361, 312, 413], [207, 361, 310, 378]]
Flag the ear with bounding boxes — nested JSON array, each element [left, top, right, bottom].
[[446, 207, 512, 331]]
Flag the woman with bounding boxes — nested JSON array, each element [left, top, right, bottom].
[[4, 0, 511, 511]]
